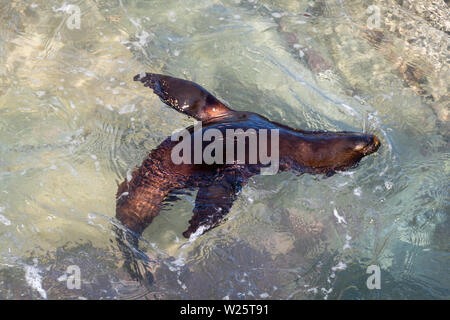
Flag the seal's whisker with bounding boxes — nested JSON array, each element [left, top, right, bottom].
[[362, 117, 366, 133]]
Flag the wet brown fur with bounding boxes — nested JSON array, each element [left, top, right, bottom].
[[116, 73, 381, 238]]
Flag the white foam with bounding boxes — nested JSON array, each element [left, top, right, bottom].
[[333, 209, 347, 224], [307, 287, 318, 294], [0, 211, 11, 226], [24, 264, 47, 299], [168, 252, 185, 271], [135, 30, 150, 47], [118, 104, 135, 114], [321, 287, 333, 300], [52, 3, 76, 14], [177, 279, 187, 290], [126, 169, 133, 182], [331, 262, 347, 271], [188, 225, 209, 242], [343, 234, 352, 250]]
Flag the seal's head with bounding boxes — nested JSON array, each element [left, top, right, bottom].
[[354, 134, 381, 156], [296, 132, 381, 173]]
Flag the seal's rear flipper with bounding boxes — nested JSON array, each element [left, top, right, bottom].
[[113, 225, 156, 286], [182, 180, 240, 238], [134, 73, 233, 121]]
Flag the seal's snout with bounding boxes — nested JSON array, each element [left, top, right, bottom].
[[371, 135, 381, 149], [354, 134, 380, 155]]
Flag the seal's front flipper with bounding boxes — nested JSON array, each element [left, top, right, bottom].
[[182, 181, 240, 238], [134, 72, 233, 121]]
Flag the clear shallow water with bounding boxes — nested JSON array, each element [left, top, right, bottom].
[[0, 0, 448, 299]]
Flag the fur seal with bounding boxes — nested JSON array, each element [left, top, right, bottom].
[[116, 73, 380, 239]]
